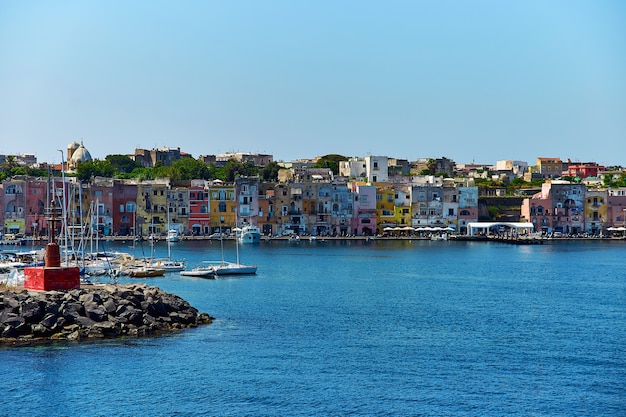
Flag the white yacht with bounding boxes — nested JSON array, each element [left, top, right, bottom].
[[167, 229, 180, 242], [238, 224, 261, 244]]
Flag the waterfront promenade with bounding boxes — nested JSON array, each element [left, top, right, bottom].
[[2, 234, 626, 246]]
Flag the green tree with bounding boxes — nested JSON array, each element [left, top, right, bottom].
[[223, 159, 259, 182], [170, 158, 211, 181], [314, 154, 348, 175], [260, 161, 281, 181], [129, 167, 155, 181], [105, 154, 141, 174], [76, 159, 115, 182], [153, 165, 173, 179]]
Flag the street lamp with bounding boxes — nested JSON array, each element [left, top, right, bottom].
[[57, 149, 69, 264]]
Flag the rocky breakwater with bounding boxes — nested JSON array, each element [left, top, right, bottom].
[[0, 283, 214, 346]]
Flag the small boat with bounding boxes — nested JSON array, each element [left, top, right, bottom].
[[181, 260, 256, 277], [179, 266, 216, 278], [166, 229, 180, 242], [238, 224, 261, 244], [0, 266, 24, 286], [212, 261, 257, 276], [128, 266, 166, 278], [149, 258, 185, 272], [183, 227, 257, 277]]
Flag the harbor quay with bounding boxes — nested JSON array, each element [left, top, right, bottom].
[[3, 233, 626, 247]]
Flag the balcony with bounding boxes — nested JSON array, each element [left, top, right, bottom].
[[3, 212, 24, 219]]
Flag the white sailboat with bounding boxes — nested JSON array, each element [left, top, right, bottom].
[[212, 227, 257, 275], [128, 206, 165, 277], [180, 227, 256, 277], [153, 206, 185, 271], [166, 209, 180, 242]]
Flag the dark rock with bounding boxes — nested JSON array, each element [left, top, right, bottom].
[[75, 316, 96, 328], [61, 302, 84, 323], [79, 292, 101, 304], [40, 313, 58, 328], [32, 323, 53, 337], [126, 309, 144, 326], [0, 310, 21, 325], [103, 298, 116, 314], [15, 321, 31, 335], [84, 302, 107, 322], [44, 301, 60, 315], [3, 295, 19, 311], [2, 325, 20, 338], [21, 302, 45, 324]]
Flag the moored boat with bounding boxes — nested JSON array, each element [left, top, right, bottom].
[[149, 258, 185, 272], [212, 261, 257, 275], [167, 229, 180, 243], [128, 266, 166, 278], [238, 225, 261, 244], [179, 266, 216, 278]]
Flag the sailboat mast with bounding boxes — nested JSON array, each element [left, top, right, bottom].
[[59, 150, 69, 265], [167, 205, 171, 259], [235, 228, 240, 264]]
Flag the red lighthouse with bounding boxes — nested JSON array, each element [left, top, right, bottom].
[[24, 201, 80, 291]]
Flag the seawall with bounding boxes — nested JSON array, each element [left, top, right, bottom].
[[0, 283, 213, 347]]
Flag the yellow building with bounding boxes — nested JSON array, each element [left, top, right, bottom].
[[136, 179, 170, 236], [394, 186, 412, 226], [209, 183, 237, 233], [535, 157, 563, 179], [584, 189, 608, 235], [376, 183, 396, 233]]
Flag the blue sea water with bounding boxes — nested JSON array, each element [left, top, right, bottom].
[[1, 239, 625, 416]]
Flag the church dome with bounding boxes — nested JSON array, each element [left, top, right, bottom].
[[70, 142, 92, 164], [68, 141, 80, 150]]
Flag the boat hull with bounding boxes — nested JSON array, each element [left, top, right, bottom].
[[212, 264, 257, 275], [128, 268, 166, 278], [238, 225, 262, 244], [180, 268, 215, 278]]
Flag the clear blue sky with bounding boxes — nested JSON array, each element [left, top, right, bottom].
[[1, 0, 624, 166]]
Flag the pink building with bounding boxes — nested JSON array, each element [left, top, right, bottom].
[[24, 178, 51, 237], [188, 180, 211, 235], [112, 180, 138, 236], [566, 163, 604, 179], [521, 192, 554, 233], [351, 183, 377, 236]]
